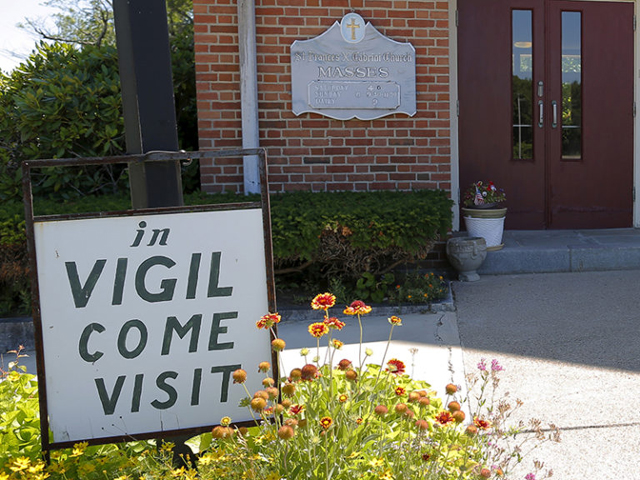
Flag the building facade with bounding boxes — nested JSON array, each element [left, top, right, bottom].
[[194, 0, 638, 231]]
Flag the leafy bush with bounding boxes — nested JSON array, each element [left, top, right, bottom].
[[0, 303, 560, 479], [0, 43, 128, 201], [271, 190, 452, 280], [0, 190, 452, 316]]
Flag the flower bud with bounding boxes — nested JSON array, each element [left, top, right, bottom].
[[232, 369, 247, 384], [254, 390, 269, 400], [258, 361, 271, 373], [301, 364, 318, 380], [271, 338, 286, 351], [374, 405, 388, 416], [448, 401, 461, 412], [452, 410, 466, 423], [282, 383, 296, 397], [345, 369, 358, 381], [445, 383, 458, 395], [277, 425, 295, 440], [250, 397, 267, 412], [338, 359, 352, 371], [262, 377, 275, 387], [415, 419, 429, 431], [395, 403, 408, 414]]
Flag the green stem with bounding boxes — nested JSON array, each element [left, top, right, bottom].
[[358, 313, 364, 370]]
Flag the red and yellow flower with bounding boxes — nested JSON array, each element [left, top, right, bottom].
[[343, 300, 372, 316], [388, 315, 402, 326], [308, 322, 329, 338], [386, 358, 406, 375], [320, 416, 333, 429], [256, 313, 281, 330], [435, 411, 454, 425], [311, 293, 336, 310], [324, 317, 345, 330]]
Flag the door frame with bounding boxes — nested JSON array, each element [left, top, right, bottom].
[[448, 0, 638, 231]]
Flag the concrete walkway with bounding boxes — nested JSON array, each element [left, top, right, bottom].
[[454, 270, 640, 480]]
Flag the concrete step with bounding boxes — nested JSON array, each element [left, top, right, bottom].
[[479, 228, 640, 275]]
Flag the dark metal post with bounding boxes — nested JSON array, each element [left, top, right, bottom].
[[113, 0, 184, 208]]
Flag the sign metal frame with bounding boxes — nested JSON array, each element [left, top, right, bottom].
[[22, 148, 277, 453]]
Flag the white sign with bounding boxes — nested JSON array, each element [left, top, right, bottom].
[[34, 209, 272, 443], [291, 13, 416, 120]]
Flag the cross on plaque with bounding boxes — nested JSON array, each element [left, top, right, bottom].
[[346, 18, 361, 41]]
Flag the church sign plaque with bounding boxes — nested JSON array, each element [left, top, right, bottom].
[[291, 13, 416, 120]]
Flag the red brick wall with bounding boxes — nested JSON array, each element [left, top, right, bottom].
[[194, 0, 451, 194]]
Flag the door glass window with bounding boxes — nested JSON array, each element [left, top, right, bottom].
[[561, 11, 582, 160], [512, 10, 533, 160]]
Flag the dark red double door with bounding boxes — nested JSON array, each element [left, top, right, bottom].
[[458, 0, 634, 229]]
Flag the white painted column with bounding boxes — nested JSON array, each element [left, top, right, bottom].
[[237, 0, 261, 194]]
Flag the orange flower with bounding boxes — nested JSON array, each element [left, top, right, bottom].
[[311, 293, 336, 310], [388, 315, 402, 326], [324, 317, 345, 330], [308, 322, 329, 338], [395, 386, 406, 396], [332, 339, 344, 349], [338, 394, 348, 403], [343, 300, 372, 315], [320, 416, 333, 429], [256, 313, 281, 330]]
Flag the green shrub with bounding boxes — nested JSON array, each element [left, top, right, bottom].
[[0, 190, 452, 316]]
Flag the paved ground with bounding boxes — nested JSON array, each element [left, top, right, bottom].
[[9, 269, 640, 479], [454, 270, 640, 480]]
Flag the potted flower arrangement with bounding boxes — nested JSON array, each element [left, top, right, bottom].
[[461, 181, 507, 251]]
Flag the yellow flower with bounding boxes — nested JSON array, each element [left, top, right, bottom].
[[9, 457, 30, 472], [266, 473, 281, 480], [338, 394, 348, 403], [347, 451, 361, 459], [220, 416, 232, 426], [0, 472, 10, 480], [71, 441, 89, 457], [27, 462, 46, 474], [379, 468, 395, 480], [332, 339, 344, 349], [368, 458, 384, 468], [388, 315, 402, 326]]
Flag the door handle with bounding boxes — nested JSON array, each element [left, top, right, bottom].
[[551, 100, 558, 128], [538, 100, 544, 128]]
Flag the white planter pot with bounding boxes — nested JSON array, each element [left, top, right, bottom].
[[462, 207, 507, 251]]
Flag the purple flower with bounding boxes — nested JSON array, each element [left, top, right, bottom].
[[525, 474, 536, 480], [491, 359, 504, 372], [477, 358, 487, 371]]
